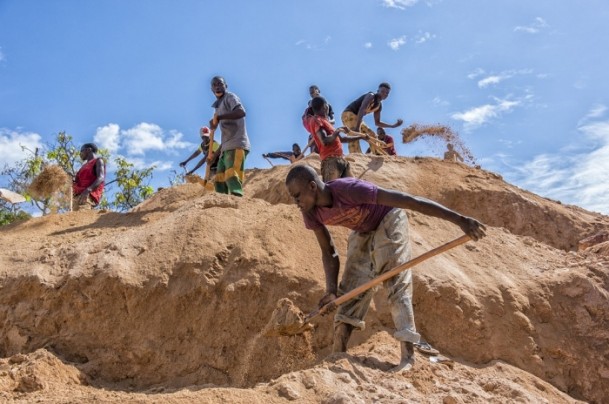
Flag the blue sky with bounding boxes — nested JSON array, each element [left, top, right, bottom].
[[1, 0, 608, 214]]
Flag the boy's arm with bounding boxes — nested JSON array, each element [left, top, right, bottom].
[[186, 155, 207, 175], [373, 108, 403, 129], [313, 225, 340, 309], [180, 149, 203, 167], [218, 106, 246, 121], [376, 188, 486, 241], [336, 127, 367, 143], [301, 137, 315, 155], [210, 105, 246, 129], [355, 93, 375, 130], [265, 152, 292, 161]]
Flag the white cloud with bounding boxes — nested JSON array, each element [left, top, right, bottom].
[[497, 114, 609, 214], [94, 122, 193, 156], [414, 31, 435, 44], [382, 0, 419, 9], [295, 36, 332, 51], [94, 123, 121, 153], [467, 68, 485, 80], [0, 128, 43, 167], [388, 36, 406, 51], [432, 96, 449, 107], [121, 156, 174, 172], [451, 97, 520, 131], [364, 42, 373, 49], [578, 104, 607, 126], [514, 17, 548, 34], [478, 75, 504, 88], [476, 69, 533, 88]]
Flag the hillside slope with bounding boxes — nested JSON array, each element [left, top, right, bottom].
[[0, 155, 607, 403]]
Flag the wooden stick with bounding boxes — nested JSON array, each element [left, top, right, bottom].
[[202, 128, 216, 191], [346, 129, 388, 155], [305, 234, 471, 321]]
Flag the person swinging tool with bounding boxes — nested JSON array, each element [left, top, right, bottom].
[[285, 165, 486, 372], [179, 126, 221, 176]]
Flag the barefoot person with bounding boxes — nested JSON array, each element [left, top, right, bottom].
[[208, 76, 251, 196], [341, 82, 403, 154], [285, 165, 486, 371], [72, 143, 105, 211]]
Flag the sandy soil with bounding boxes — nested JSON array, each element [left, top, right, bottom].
[[0, 154, 607, 403]]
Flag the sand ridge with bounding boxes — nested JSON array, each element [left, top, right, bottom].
[[0, 154, 607, 403]]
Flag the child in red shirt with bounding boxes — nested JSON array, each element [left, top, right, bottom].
[[304, 96, 367, 181]]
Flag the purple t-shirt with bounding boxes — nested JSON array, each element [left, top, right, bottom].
[[302, 178, 393, 233]]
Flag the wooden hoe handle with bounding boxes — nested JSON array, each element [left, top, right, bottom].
[[307, 234, 471, 321], [203, 128, 216, 186]]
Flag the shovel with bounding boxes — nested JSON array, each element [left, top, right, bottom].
[[202, 128, 216, 191], [346, 129, 389, 156], [266, 234, 471, 336]]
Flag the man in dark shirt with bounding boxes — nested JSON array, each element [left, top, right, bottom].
[[341, 83, 404, 154]]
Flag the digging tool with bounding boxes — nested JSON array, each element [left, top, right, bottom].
[[263, 155, 275, 167], [202, 128, 216, 191], [268, 234, 471, 336], [346, 129, 388, 155]]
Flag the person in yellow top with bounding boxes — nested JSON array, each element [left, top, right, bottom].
[[179, 126, 221, 176], [341, 82, 403, 154]]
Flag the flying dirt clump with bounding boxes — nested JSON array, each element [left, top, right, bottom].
[[264, 298, 313, 337], [28, 165, 71, 200], [401, 123, 476, 165]]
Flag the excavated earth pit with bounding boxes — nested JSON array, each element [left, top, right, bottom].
[[0, 155, 608, 403]]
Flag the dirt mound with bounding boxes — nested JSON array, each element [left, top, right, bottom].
[[246, 154, 608, 251], [0, 154, 607, 403]]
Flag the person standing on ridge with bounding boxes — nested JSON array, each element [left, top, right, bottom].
[[72, 143, 105, 211], [304, 96, 367, 181], [307, 85, 335, 124], [341, 82, 403, 154], [303, 85, 335, 155], [285, 164, 486, 372], [207, 76, 251, 196]]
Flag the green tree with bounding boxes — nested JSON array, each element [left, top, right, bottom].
[[107, 156, 155, 211], [0, 131, 157, 222], [0, 200, 31, 226]]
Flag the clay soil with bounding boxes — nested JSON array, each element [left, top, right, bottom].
[[1, 154, 608, 403]]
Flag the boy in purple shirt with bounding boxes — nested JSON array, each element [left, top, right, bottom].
[[285, 165, 486, 371]]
